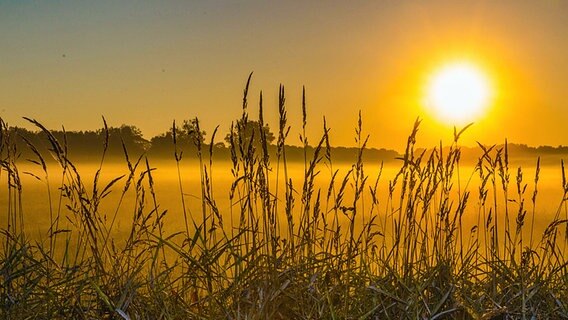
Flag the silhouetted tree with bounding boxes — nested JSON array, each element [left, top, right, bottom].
[[182, 118, 206, 146], [12, 123, 149, 160], [147, 118, 207, 157], [104, 124, 150, 151], [224, 119, 275, 149], [147, 131, 176, 155], [213, 142, 225, 149]]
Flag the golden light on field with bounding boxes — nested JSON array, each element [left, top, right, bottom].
[[425, 62, 492, 125]]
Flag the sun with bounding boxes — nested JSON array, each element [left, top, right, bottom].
[[425, 62, 492, 125]]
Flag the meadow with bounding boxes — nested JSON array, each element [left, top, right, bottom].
[[1, 84, 567, 319]]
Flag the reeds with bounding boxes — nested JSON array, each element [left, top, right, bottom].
[[1, 79, 567, 319]]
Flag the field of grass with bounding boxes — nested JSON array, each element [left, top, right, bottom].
[[1, 81, 567, 319]]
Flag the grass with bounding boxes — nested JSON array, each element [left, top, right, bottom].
[[1, 77, 567, 319]]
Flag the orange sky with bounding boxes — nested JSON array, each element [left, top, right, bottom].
[[2, 1, 568, 150]]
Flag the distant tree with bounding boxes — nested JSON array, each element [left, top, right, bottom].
[[224, 119, 275, 148], [148, 131, 175, 155], [147, 119, 208, 157], [105, 124, 150, 151], [182, 118, 206, 146], [14, 124, 150, 159]]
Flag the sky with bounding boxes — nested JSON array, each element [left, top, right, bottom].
[[2, 0, 568, 150]]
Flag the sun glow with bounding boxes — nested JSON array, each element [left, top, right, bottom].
[[425, 62, 491, 124]]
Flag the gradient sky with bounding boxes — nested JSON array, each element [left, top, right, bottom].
[[2, 0, 568, 150]]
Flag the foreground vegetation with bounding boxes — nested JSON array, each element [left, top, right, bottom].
[[1, 79, 568, 319]]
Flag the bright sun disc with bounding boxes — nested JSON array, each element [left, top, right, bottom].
[[426, 62, 491, 124]]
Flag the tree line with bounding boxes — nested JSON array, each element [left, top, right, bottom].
[[2, 117, 402, 163], [7, 117, 568, 166], [4, 118, 295, 161]]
